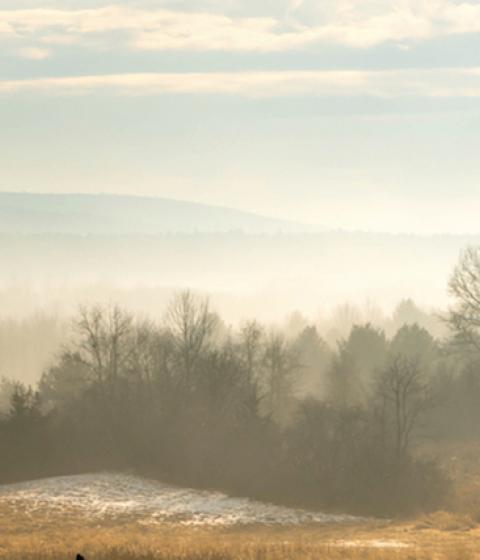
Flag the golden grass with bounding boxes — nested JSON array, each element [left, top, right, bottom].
[[3, 440, 480, 560], [2, 503, 480, 560]]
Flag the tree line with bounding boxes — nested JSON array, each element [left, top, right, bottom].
[[2, 247, 480, 516]]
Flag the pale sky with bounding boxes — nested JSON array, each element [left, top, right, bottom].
[[1, 0, 480, 233]]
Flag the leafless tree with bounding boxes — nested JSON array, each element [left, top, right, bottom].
[[261, 333, 300, 426], [75, 304, 133, 396], [449, 246, 480, 351], [126, 319, 158, 392], [375, 355, 432, 461], [165, 291, 217, 380], [239, 320, 264, 381]]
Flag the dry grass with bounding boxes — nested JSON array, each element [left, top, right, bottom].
[[4, 440, 480, 560], [2, 504, 480, 560]]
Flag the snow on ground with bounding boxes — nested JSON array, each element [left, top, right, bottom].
[[333, 540, 410, 549], [0, 472, 359, 526]]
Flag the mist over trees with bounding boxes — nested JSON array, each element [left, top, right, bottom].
[[3, 248, 480, 517], [0, 229, 470, 330], [0, 297, 443, 386], [0, 312, 452, 515]]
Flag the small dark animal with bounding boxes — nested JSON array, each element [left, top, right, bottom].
[[76, 555, 85, 560]]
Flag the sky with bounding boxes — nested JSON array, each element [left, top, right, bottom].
[[1, 0, 480, 233]]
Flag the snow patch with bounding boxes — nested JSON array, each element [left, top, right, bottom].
[[0, 472, 359, 526], [333, 540, 411, 549]]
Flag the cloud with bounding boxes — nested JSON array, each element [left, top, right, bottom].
[[1, 68, 480, 97], [0, 7, 308, 52], [15, 46, 50, 59], [2, 2, 480, 54]]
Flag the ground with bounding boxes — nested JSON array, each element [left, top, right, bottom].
[[2, 441, 480, 559], [2, 511, 480, 560]]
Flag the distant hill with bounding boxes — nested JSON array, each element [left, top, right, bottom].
[[0, 190, 477, 344], [0, 192, 312, 235]]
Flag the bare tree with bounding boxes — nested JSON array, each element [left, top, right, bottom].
[[449, 246, 480, 351], [75, 304, 133, 396], [127, 319, 158, 392], [375, 356, 432, 461], [239, 320, 264, 381], [165, 291, 217, 380], [261, 333, 300, 426]]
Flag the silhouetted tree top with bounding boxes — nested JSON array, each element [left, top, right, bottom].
[[449, 246, 480, 351]]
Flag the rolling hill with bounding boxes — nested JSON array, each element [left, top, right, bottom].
[[0, 192, 312, 235]]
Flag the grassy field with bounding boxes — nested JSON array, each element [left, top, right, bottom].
[[2, 504, 480, 560], [3, 442, 480, 560]]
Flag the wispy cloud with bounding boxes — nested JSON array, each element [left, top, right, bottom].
[[2, 68, 480, 97], [2, 2, 480, 54]]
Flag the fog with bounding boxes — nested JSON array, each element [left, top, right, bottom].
[[0, 227, 456, 383], [2, 193, 480, 521], [0, 229, 468, 322], [0, 294, 446, 386]]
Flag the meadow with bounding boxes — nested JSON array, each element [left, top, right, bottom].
[[2, 441, 480, 560], [2, 511, 480, 560]]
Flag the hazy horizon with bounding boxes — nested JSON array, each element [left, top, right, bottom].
[[1, 189, 480, 236], [2, 1, 480, 234], [0, 190, 469, 339]]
